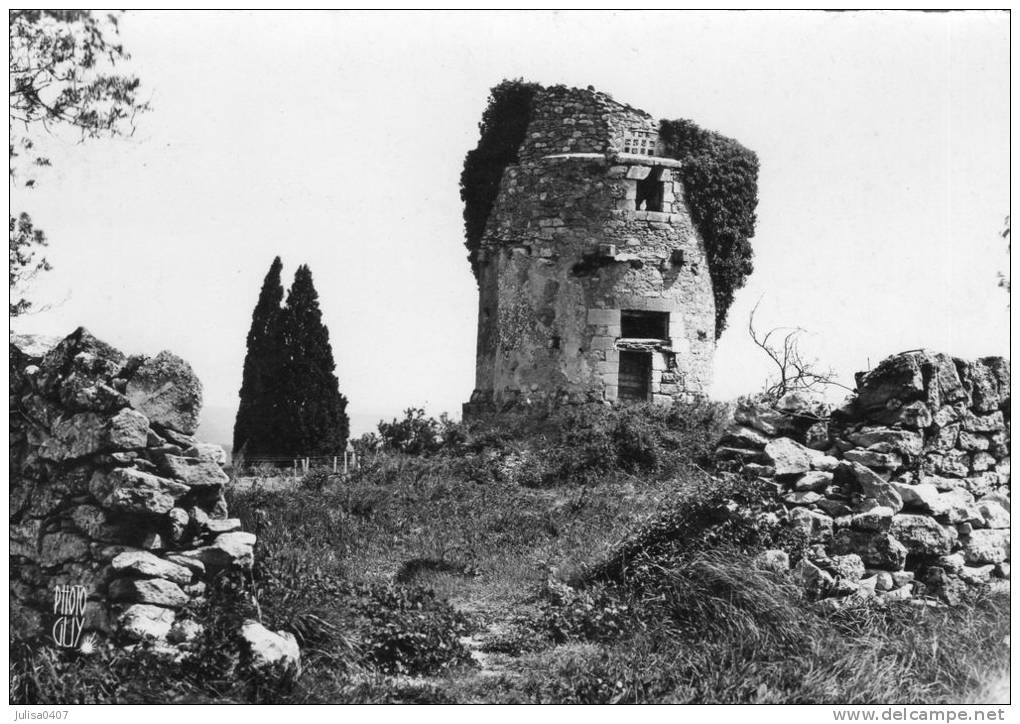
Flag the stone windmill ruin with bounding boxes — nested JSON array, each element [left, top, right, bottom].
[[464, 85, 727, 416]]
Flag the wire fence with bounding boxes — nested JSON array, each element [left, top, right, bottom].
[[233, 451, 361, 477]]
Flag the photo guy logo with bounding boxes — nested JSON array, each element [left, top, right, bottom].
[[52, 584, 87, 648]]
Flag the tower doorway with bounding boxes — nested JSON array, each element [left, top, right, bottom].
[[618, 351, 652, 402]]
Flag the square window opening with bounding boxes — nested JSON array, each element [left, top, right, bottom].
[[621, 310, 669, 340]]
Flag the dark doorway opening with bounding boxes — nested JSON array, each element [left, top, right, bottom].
[[618, 351, 651, 402], [621, 310, 669, 340]]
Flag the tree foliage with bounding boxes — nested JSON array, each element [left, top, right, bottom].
[[233, 257, 285, 455], [233, 260, 349, 458], [9, 213, 51, 316], [460, 79, 541, 279], [659, 119, 759, 338], [276, 265, 350, 456], [9, 10, 149, 315]]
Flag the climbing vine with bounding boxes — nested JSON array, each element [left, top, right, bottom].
[[659, 119, 759, 338], [460, 79, 541, 280]]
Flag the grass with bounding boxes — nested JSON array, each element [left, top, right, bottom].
[[9, 402, 1010, 704]]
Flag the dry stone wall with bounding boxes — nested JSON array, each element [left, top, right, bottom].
[[716, 350, 1010, 606], [9, 329, 263, 652]]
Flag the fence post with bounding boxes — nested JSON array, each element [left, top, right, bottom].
[[332, 456, 337, 473], [292, 459, 297, 479]]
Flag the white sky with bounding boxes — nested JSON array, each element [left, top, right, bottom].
[[11, 10, 1010, 439]]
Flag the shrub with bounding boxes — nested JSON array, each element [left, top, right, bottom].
[[539, 580, 639, 644], [583, 472, 807, 585], [511, 400, 729, 487], [298, 468, 333, 491], [344, 582, 473, 676], [377, 408, 444, 456]]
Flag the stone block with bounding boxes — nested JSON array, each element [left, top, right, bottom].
[[586, 309, 620, 325], [590, 335, 616, 351]]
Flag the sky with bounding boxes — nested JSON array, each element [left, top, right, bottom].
[[10, 10, 1010, 443]]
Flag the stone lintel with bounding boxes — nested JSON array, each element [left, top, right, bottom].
[[538, 152, 682, 169]]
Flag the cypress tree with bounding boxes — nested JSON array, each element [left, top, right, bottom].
[[233, 256, 284, 456], [276, 264, 350, 455]]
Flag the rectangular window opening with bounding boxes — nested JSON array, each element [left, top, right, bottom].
[[618, 351, 651, 402], [635, 166, 665, 211], [621, 310, 669, 340]]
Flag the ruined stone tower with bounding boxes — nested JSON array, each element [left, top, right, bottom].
[[465, 86, 718, 415]]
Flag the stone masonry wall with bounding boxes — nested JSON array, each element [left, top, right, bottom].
[[468, 86, 716, 413], [9, 329, 267, 652], [518, 86, 658, 163], [716, 350, 1010, 606]]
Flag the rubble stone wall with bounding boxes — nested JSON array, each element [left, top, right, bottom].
[[467, 86, 716, 414], [716, 350, 1010, 605], [10, 329, 257, 649], [517, 85, 658, 163]]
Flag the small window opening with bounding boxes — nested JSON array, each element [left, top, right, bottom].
[[621, 310, 669, 340], [618, 351, 651, 402], [635, 167, 665, 211], [550, 334, 561, 350]]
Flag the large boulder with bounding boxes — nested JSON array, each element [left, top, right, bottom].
[[889, 514, 955, 556], [976, 500, 1010, 529], [89, 468, 189, 515], [111, 550, 194, 586], [157, 454, 228, 489], [854, 353, 925, 410], [38, 531, 91, 567], [36, 407, 149, 462], [733, 404, 798, 437], [793, 471, 834, 492], [890, 481, 941, 514], [958, 357, 1010, 413], [847, 427, 923, 457], [796, 558, 834, 598], [961, 530, 1010, 565], [837, 461, 903, 512], [830, 530, 907, 570], [125, 351, 202, 435], [240, 620, 301, 674], [843, 448, 902, 470], [10, 333, 62, 359], [764, 437, 814, 477], [178, 532, 256, 571], [719, 424, 772, 449], [34, 328, 126, 407], [182, 443, 227, 466], [118, 604, 176, 641], [788, 507, 833, 542], [109, 577, 189, 608]]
